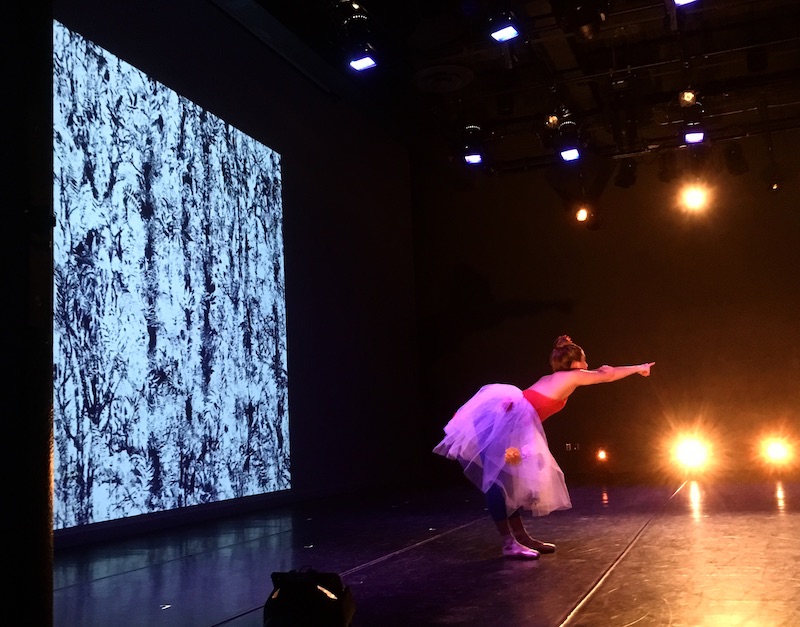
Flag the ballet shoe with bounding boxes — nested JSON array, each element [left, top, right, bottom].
[[502, 541, 540, 559], [518, 537, 556, 554]]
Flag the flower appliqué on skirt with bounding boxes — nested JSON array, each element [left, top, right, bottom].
[[504, 447, 522, 466]]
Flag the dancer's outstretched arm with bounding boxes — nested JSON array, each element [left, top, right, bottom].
[[531, 362, 654, 398]]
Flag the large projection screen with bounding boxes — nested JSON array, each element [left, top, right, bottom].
[[52, 20, 290, 530]]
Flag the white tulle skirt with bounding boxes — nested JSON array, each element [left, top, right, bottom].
[[433, 384, 572, 517]]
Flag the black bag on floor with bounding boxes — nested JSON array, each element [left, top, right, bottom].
[[263, 567, 356, 627]]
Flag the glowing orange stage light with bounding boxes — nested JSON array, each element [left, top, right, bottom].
[[680, 184, 708, 212], [575, 207, 589, 222], [761, 438, 793, 465], [673, 437, 710, 470], [596, 448, 608, 462]]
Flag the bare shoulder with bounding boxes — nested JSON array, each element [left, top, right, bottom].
[[528, 371, 580, 400]]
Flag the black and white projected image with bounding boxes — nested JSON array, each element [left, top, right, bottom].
[[52, 20, 290, 529]]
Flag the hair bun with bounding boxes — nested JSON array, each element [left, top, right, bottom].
[[554, 335, 573, 348]]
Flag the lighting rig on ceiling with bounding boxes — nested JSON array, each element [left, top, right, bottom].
[[545, 105, 584, 162], [336, 0, 378, 71], [461, 124, 486, 166]]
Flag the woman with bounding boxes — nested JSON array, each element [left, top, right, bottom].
[[433, 335, 653, 559]]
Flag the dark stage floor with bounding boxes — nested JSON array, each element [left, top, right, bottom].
[[53, 474, 800, 626]]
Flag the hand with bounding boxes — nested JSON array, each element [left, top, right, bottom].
[[638, 362, 655, 377]]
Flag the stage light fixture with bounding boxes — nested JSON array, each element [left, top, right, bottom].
[[561, 147, 580, 161], [678, 90, 697, 107], [761, 438, 793, 467], [555, 119, 581, 161], [348, 44, 377, 71], [674, 0, 698, 6], [681, 102, 705, 145], [679, 182, 711, 212], [461, 124, 485, 165], [673, 437, 710, 471], [573, 203, 601, 229], [684, 130, 704, 144], [488, 11, 520, 42], [339, 1, 379, 71]]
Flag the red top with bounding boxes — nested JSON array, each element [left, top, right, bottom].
[[522, 389, 567, 422]]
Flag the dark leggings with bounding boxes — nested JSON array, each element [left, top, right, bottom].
[[486, 483, 522, 522]]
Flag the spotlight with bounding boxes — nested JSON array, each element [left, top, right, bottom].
[[614, 159, 637, 188], [348, 44, 377, 71], [573, 203, 601, 229], [488, 11, 520, 42], [761, 438, 793, 467], [555, 120, 581, 161], [682, 186, 705, 209], [678, 182, 712, 213], [673, 437, 710, 471], [461, 124, 484, 165], [684, 130, 704, 144], [338, 1, 379, 71], [561, 147, 580, 161], [681, 102, 705, 145], [674, 0, 698, 6], [464, 153, 482, 165], [678, 90, 697, 107]]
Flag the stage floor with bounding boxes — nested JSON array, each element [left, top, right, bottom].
[[53, 474, 800, 626]]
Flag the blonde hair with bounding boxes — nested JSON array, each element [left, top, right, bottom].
[[549, 335, 584, 372]]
